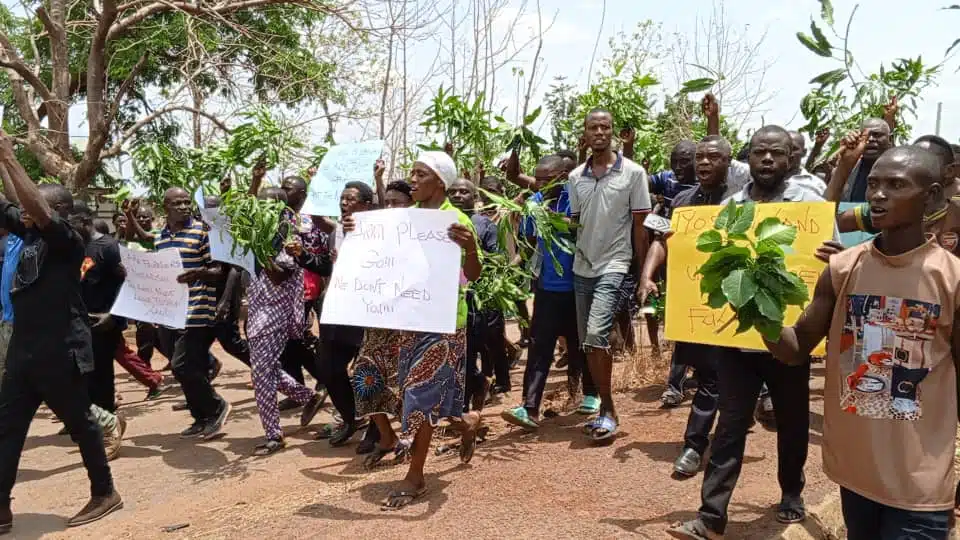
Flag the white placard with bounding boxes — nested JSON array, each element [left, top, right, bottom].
[[302, 140, 384, 217], [111, 246, 189, 328], [320, 208, 461, 333], [643, 213, 672, 233], [199, 208, 256, 276], [194, 186, 205, 209]]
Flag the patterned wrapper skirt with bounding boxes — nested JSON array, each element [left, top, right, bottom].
[[352, 327, 467, 439]]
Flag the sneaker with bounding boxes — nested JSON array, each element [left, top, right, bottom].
[[201, 399, 232, 440], [179, 421, 205, 439], [278, 397, 301, 412], [1, 503, 11, 534], [67, 492, 123, 527], [673, 448, 702, 477], [103, 415, 126, 461], [145, 383, 169, 400]]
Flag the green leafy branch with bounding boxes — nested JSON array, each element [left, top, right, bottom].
[[695, 200, 810, 341], [218, 188, 289, 266]]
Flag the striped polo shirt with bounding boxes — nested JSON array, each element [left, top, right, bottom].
[[155, 218, 217, 327]]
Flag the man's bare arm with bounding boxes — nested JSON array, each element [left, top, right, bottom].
[[0, 132, 53, 228], [763, 268, 836, 365], [631, 213, 650, 281]]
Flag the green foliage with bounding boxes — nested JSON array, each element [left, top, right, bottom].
[[470, 252, 532, 315], [796, 2, 940, 154], [419, 86, 499, 174], [695, 200, 810, 341], [131, 109, 307, 206], [218, 189, 289, 265]]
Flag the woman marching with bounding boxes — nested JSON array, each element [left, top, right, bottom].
[[343, 151, 483, 510]]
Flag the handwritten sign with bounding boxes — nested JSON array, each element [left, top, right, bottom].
[[320, 208, 460, 333], [643, 213, 672, 233], [664, 202, 835, 350], [199, 208, 256, 276], [302, 140, 384, 216], [837, 202, 876, 247], [111, 246, 189, 328]]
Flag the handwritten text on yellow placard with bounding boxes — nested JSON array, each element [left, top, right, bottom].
[[664, 201, 835, 350]]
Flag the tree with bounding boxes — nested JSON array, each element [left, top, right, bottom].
[[0, 0, 357, 191]]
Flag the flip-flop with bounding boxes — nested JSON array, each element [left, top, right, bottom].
[[590, 414, 618, 441], [581, 416, 601, 435], [501, 407, 539, 430], [577, 395, 601, 415], [363, 445, 394, 470], [380, 487, 426, 511], [314, 423, 337, 440], [252, 439, 285, 456]]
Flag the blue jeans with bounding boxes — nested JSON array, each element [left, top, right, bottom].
[[841, 488, 951, 540], [573, 273, 626, 351]]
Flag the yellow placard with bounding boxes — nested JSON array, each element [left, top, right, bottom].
[[664, 201, 835, 352]]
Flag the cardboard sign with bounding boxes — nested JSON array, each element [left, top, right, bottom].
[[664, 202, 835, 351], [320, 208, 461, 333]]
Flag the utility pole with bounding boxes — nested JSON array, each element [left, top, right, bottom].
[[935, 102, 943, 136]]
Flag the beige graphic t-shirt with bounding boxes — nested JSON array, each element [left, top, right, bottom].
[[825, 237, 960, 511]]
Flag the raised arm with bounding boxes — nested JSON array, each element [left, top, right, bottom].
[[824, 130, 867, 202], [248, 160, 267, 196], [123, 199, 154, 243], [805, 128, 830, 171], [504, 149, 536, 191], [702, 94, 720, 137], [763, 267, 836, 366], [0, 130, 53, 229], [374, 159, 387, 208], [620, 128, 636, 160]]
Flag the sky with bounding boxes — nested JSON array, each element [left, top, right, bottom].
[[459, 0, 960, 144], [4, 0, 960, 180]]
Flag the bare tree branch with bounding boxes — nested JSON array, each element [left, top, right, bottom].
[[102, 105, 231, 159]]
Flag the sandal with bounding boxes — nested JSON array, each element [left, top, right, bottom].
[[590, 414, 618, 441], [577, 395, 601, 415], [581, 416, 601, 435], [380, 486, 426, 511], [666, 519, 721, 539], [501, 407, 539, 430], [300, 391, 327, 427], [776, 498, 806, 524], [363, 445, 395, 470], [253, 439, 286, 456], [314, 423, 337, 440]]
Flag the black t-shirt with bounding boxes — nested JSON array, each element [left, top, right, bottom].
[[0, 202, 93, 373], [81, 234, 125, 315]]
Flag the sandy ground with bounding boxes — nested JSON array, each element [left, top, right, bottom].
[[7, 324, 834, 540]]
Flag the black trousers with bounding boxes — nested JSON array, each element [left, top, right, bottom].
[[318, 340, 359, 424], [280, 332, 324, 385], [214, 316, 249, 366], [672, 342, 720, 455], [667, 359, 691, 395], [522, 288, 597, 412], [0, 354, 113, 506], [136, 321, 157, 363], [466, 307, 509, 401], [699, 349, 810, 533], [170, 326, 223, 422], [89, 326, 123, 413]]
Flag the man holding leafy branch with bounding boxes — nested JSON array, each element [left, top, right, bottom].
[[669, 125, 830, 539], [763, 145, 959, 539], [568, 108, 651, 442]]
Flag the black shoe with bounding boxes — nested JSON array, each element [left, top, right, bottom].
[[0, 503, 11, 534], [329, 422, 357, 447], [673, 448, 702, 477], [300, 394, 324, 427], [356, 423, 380, 455], [278, 397, 301, 412], [201, 399, 232, 440], [179, 421, 205, 439], [67, 492, 123, 527]]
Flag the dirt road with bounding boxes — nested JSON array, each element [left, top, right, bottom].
[[8, 332, 833, 539]]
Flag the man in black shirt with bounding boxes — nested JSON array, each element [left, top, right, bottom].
[[69, 201, 129, 414], [0, 132, 122, 532]]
